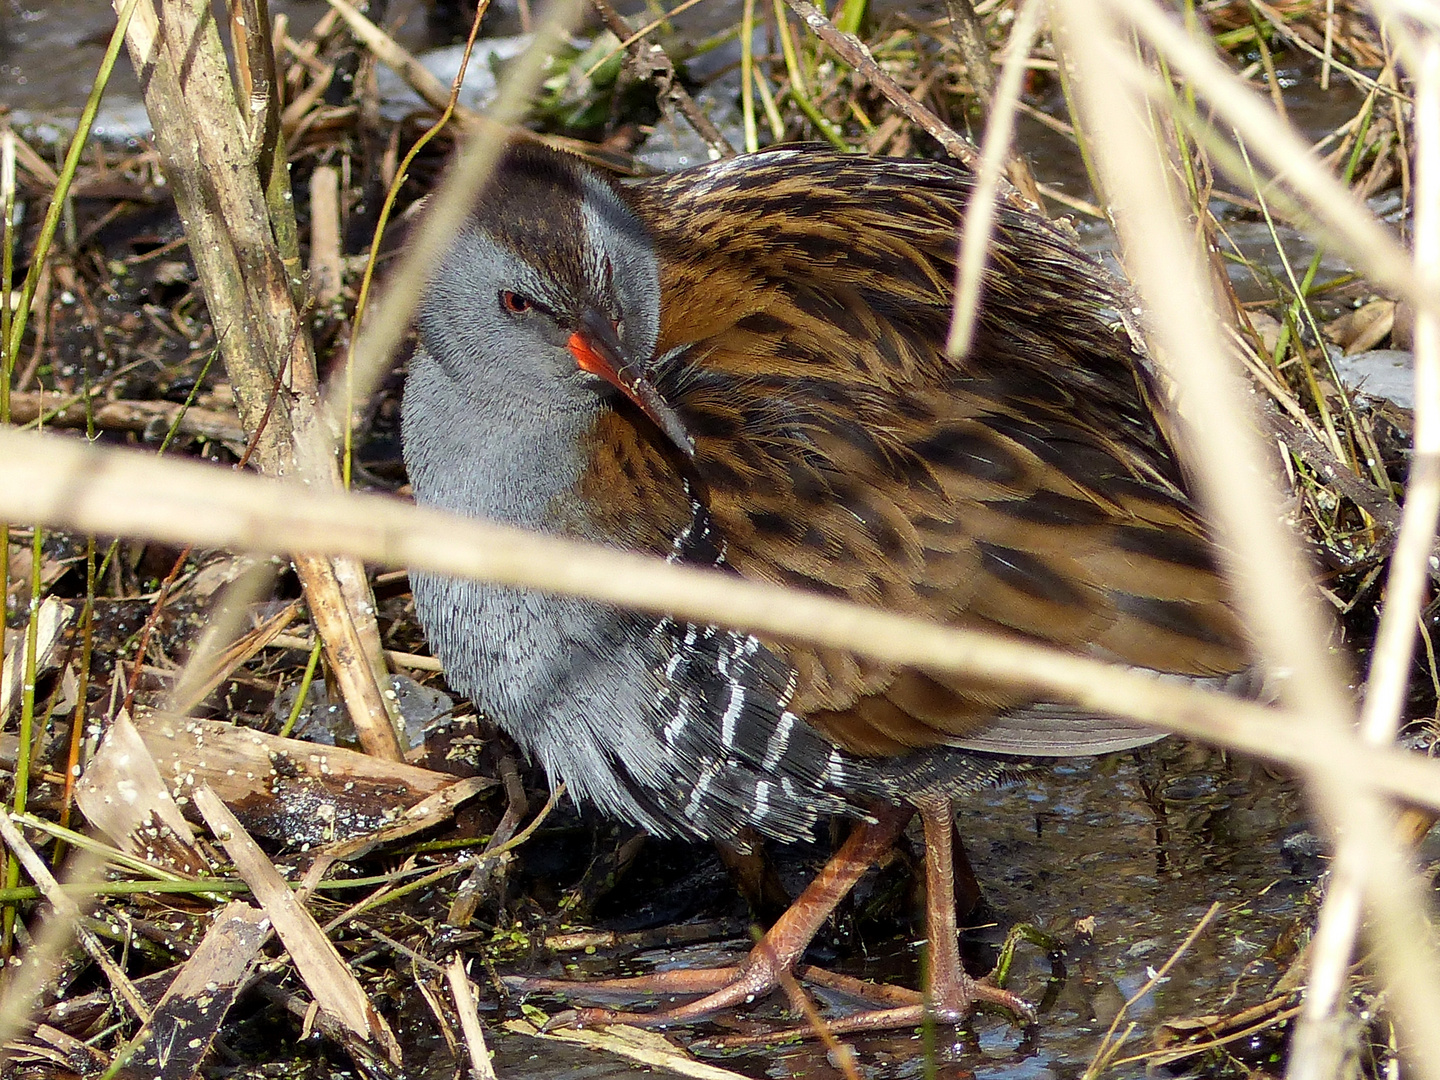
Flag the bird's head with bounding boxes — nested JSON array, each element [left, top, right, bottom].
[[417, 143, 694, 457]]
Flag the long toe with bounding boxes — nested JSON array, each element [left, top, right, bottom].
[[697, 981, 1034, 1048], [569, 960, 796, 1028], [503, 965, 743, 1001], [968, 979, 1036, 1023]]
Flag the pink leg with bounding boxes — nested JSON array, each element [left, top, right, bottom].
[[915, 797, 1030, 1020]]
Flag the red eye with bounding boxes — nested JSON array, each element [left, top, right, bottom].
[[500, 291, 534, 314]]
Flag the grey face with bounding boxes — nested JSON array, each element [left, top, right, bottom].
[[414, 165, 662, 420], [417, 229, 592, 413]]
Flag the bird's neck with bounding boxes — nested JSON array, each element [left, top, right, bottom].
[[402, 348, 599, 534]]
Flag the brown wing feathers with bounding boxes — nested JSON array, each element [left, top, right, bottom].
[[600, 149, 1248, 758]]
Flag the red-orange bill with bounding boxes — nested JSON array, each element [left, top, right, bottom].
[[567, 331, 695, 459]]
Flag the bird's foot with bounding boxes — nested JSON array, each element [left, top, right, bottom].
[[504, 943, 803, 1027], [695, 970, 1034, 1047], [504, 964, 741, 1011], [505, 953, 1034, 1035]]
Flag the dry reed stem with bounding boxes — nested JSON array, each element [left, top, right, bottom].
[[293, 552, 402, 759], [503, 1019, 754, 1080], [4, 425, 1440, 816], [782, 0, 985, 173], [947, 0, 1043, 357], [938, 0, 1042, 203], [169, 599, 300, 714], [270, 633, 444, 671], [116, 0, 311, 469], [166, 560, 278, 718], [116, 0, 403, 760], [0, 846, 109, 1054], [591, 0, 735, 157], [4, 132, 58, 189], [0, 815, 149, 1022], [317, 0, 601, 163], [308, 165, 343, 307], [1061, 0, 1440, 1070], [1289, 34, 1440, 1080], [3, 391, 246, 446], [445, 957, 499, 1080], [321, 0, 459, 117]]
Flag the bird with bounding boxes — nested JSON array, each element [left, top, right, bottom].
[[401, 141, 1251, 1032]]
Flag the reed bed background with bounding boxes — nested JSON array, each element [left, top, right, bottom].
[[0, 0, 1436, 1076]]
